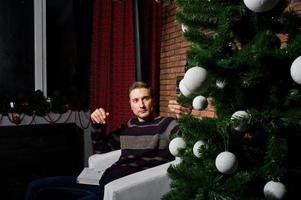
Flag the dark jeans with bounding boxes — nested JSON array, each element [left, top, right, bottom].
[[25, 176, 101, 200], [25, 169, 124, 200]]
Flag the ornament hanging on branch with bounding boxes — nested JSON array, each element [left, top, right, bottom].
[[243, 0, 279, 13], [64, 104, 70, 110], [181, 24, 188, 33], [179, 80, 193, 97], [193, 140, 206, 158], [9, 101, 21, 124], [11, 115, 21, 125], [290, 56, 301, 85], [10, 101, 15, 110], [215, 151, 238, 174], [231, 110, 251, 132], [192, 96, 208, 111], [263, 181, 286, 200], [169, 137, 186, 157], [216, 80, 226, 89], [180, 66, 210, 97]]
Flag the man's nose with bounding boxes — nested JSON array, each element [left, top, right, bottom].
[[138, 99, 145, 107]]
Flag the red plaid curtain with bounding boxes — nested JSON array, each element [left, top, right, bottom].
[[90, 0, 162, 139], [90, 0, 136, 135]]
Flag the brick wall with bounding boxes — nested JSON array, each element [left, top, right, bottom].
[[158, 0, 301, 119], [159, 1, 216, 118]]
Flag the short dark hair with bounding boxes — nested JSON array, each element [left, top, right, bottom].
[[128, 81, 153, 98]]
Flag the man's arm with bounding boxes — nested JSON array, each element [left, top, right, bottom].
[[168, 100, 192, 119], [91, 108, 109, 124], [90, 108, 121, 153]]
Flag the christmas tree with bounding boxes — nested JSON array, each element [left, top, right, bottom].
[[164, 0, 301, 199]]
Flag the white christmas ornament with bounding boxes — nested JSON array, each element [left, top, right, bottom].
[[263, 181, 286, 200], [181, 24, 188, 33], [231, 110, 251, 132], [216, 80, 226, 89], [10, 102, 15, 109], [179, 79, 193, 97], [183, 66, 210, 94], [169, 137, 186, 157], [243, 0, 279, 13], [215, 151, 238, 174], [290, 56, 301, 85], [193, 140, 206, 158], [192, 95, 208, 111]]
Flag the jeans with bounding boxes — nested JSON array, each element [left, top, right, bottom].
[[25, 169, 125, 200], [25, 176, 102, 200]]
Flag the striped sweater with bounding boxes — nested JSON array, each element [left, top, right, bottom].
[[97, 116, 180, 180]]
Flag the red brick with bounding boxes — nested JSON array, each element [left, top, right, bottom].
[[159, 2, 209, 118]]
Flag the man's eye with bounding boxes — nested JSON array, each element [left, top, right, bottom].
[[144, 97, 150, 101]]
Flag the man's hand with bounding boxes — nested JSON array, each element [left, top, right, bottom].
[[91, 108, 109, 124], [168, 100, 192, 119]]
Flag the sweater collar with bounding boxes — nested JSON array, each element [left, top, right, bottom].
[[129, 116, 163, 126]]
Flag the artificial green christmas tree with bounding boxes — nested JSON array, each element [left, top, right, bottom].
[[164, 0, 301, 199]]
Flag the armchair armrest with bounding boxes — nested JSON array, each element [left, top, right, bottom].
[[103, 161, 174, 200], [88, 150, 121, 170]]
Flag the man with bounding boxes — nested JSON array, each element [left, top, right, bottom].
[[26, 81, 192, 200]]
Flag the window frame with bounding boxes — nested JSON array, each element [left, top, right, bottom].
[[34, 0, 47, 96]]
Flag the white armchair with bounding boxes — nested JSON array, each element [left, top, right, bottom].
[[88, 149, 175, 200]]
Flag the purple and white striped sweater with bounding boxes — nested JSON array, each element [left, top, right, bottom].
[[104, 116, 180, 178]]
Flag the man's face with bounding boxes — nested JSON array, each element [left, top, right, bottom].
[[129, 88, 155, 121]]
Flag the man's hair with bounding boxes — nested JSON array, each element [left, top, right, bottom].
[[128, 81, 153, 98]]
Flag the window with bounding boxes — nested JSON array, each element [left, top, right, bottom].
[[0, 0, 34, 91], [35, 0, 92, 104], [0, 0, 92, 108]]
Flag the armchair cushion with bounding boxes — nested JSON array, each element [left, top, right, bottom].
[[88, 150, 121, 170], [104, 161, 172, 200], [88, 150, 174, 200]]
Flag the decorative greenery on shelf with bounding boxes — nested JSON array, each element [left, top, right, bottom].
[[0, 89, 89, 116]]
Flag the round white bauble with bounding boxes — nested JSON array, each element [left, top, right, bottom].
[[10, 101, 15, 109], [215, 151, 238, 174], [192, 95, 208, 111], [179, 79, 193, 97], [183, 66, 210, 94], [263, 181, 286, 200], [290, 56, 301, 85], [181, 24, 188, 33], [243, 0, 279, 13], [193, 140, 206, 158], [231, 110, 250, 132], [169, 137, 186, 157], [216, 80, 226, 89]]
